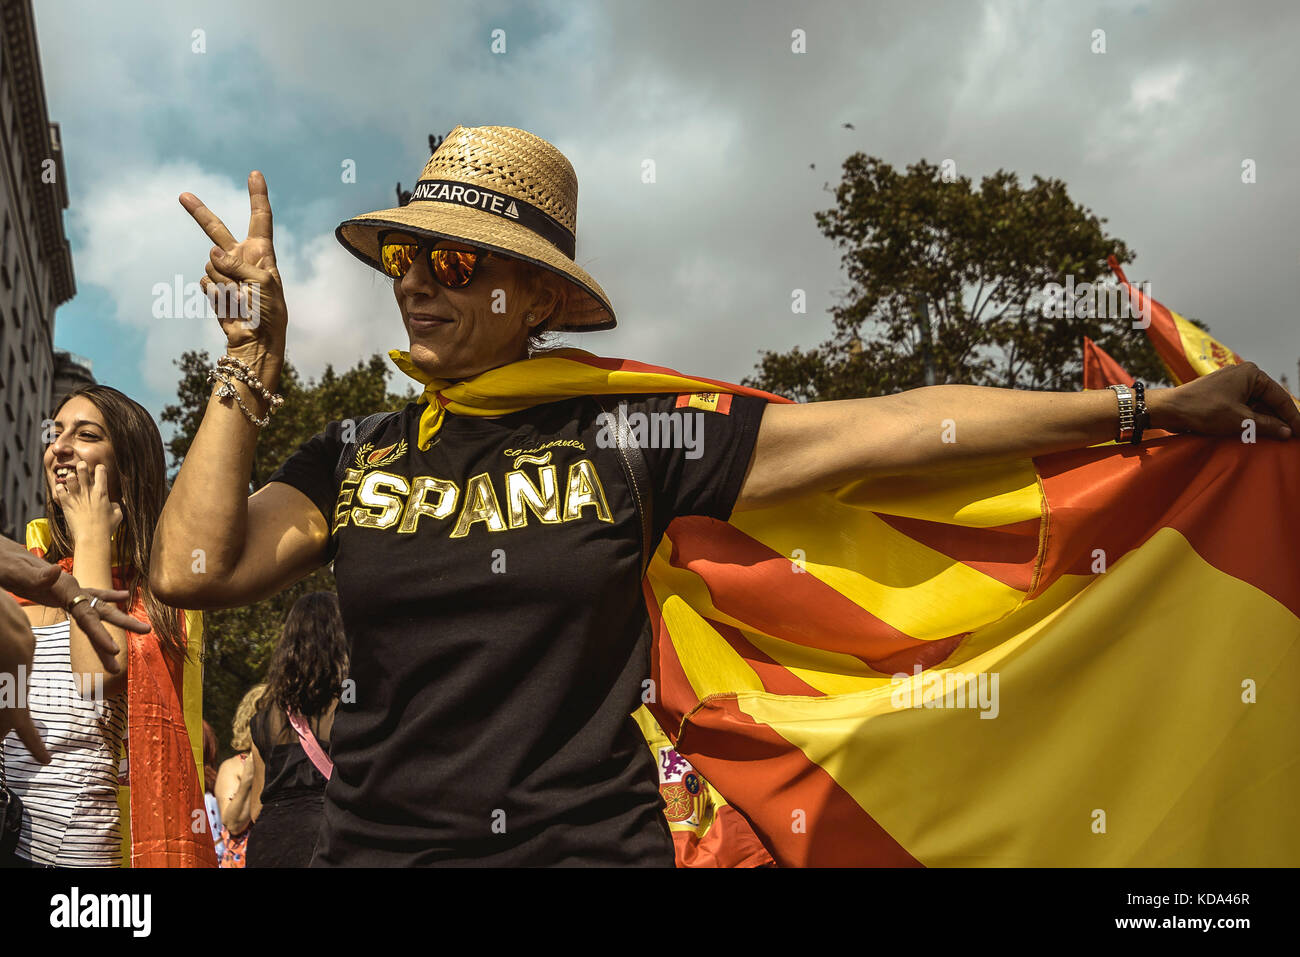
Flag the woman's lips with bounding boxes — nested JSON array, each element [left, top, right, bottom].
[[407, 313, 454, 332]]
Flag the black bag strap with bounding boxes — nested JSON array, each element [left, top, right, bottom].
[[595, 398, 656, 578], [333, 411, 399, 488]]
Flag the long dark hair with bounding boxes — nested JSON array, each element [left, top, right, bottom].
[[41, 385, 186, 658], [264, 592, 349, 718]]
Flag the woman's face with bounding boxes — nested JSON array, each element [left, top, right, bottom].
[[389, 234, 551, 380], [43, 395, 121, 502]]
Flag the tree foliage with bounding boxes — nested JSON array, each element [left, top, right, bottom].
[[747, 156, 1193, 400], [160, 351, 416, 757]]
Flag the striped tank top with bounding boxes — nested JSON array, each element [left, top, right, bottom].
[[1, 618, 126, 867]]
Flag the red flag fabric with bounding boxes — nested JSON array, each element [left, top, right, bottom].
[[1082, 336, 1133, 390]]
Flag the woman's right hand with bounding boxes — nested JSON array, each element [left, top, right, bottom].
[[179, 171, 287, 384]]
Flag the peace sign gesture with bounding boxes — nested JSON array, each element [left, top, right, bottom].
[[179, 171, 287, 363]]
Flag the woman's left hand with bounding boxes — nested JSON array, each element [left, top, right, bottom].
[[1149, 362, 1300, 440], [54, 462, 123, 546]]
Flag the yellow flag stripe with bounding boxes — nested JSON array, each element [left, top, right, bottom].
[[738, 528, 1300, 866], [728, 500, 1028, 639], [649, 582, 764, 702]]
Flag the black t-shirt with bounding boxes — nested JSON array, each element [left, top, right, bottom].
[[266, 391, 766, 866]]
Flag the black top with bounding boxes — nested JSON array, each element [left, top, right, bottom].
[[248, 701, 332, 803], [266, 391, 767, 865]]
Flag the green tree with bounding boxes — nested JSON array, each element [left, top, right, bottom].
[[747, 156, 1196, 401], [161, 351, 417, 758]]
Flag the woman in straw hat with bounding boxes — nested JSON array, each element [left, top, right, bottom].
[[151, 125, 1298, 866]]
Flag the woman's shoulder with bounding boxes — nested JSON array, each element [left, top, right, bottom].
[[217, 753, 246, 773]]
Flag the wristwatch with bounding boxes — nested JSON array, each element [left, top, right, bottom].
[[1108, 382, 1149, 444], [1108, 384, 1136, 442]]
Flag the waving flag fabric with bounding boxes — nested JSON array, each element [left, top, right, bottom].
[[388, 347, 1300, 867], [631, 705, 773, 867], [1082, 336, 1132, 390], [1107, 256, 1242, 384]]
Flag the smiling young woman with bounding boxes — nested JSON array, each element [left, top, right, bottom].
[[0, 386, 214, 868]]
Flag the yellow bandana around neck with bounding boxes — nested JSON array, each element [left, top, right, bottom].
[[387, 348, 773, 450]]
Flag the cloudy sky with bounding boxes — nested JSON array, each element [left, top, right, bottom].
[[34, 0, 1299, 430]]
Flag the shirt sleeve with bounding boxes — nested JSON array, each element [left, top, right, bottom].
[[265, 421, 347, 556], [611, 392, 768, 532]]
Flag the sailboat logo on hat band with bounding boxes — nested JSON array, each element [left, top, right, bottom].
[[409, 181, 522, 222], [336, 125, 616, 332]]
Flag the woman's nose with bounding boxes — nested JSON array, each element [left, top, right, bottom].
[[400, 253, 438, 296]]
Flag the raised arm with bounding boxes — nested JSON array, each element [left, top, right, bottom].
[[736, 362, 1300, 512], [151, 172, 329, 609]]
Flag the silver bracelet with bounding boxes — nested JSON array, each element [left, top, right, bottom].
[[1108, 383, 1136, 442], [209, 368, 274, 428], [216, 355, 284, 411]]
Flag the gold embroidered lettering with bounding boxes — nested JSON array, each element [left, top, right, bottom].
[[505, 465, 561, 528], [450, 472, 507, 538], [563, 459, 613, 523], [398, 475, 459, 534], [351, 471, 409, 529]]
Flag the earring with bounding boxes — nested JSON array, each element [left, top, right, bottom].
[[526, 313, 537, 324]]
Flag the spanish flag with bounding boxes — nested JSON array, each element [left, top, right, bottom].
[[14, 519, 216, 868], [631, 705, 773, 867], [392, 348, 1300, 867], [1107, 256, 1242, 384]]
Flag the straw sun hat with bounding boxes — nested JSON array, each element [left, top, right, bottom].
[[335, 124, 615, 331]]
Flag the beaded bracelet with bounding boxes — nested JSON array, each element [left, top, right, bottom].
[[216, 355, 284, 410], [208, 364, 282, 429], [1131, 380, 1148, 445]]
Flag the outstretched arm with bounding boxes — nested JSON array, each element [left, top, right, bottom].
[[735, 362, 1299, 511]]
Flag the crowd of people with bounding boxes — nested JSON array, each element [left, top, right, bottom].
[[2, 124, 1297, 868]]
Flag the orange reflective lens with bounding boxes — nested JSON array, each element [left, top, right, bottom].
[[379, 242, 485, 288]]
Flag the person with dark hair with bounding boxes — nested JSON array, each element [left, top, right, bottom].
[[244, 592, 348, 868], [2, 386, 215, 868]]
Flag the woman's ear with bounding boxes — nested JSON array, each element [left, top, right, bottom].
[[529, 273, 564, 325]]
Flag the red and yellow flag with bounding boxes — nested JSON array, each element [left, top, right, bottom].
[[16, 519, 216, 868], [1108, 256, 1242, 384], [1081, 336, 1132, 390], [390, 347, 1300, 867], [631, 706, 773, 867]]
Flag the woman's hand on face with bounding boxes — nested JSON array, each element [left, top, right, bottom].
[[53, 462, 121, 547], [180, 171, 287, 368], [1150, 362, 1300, 440]]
